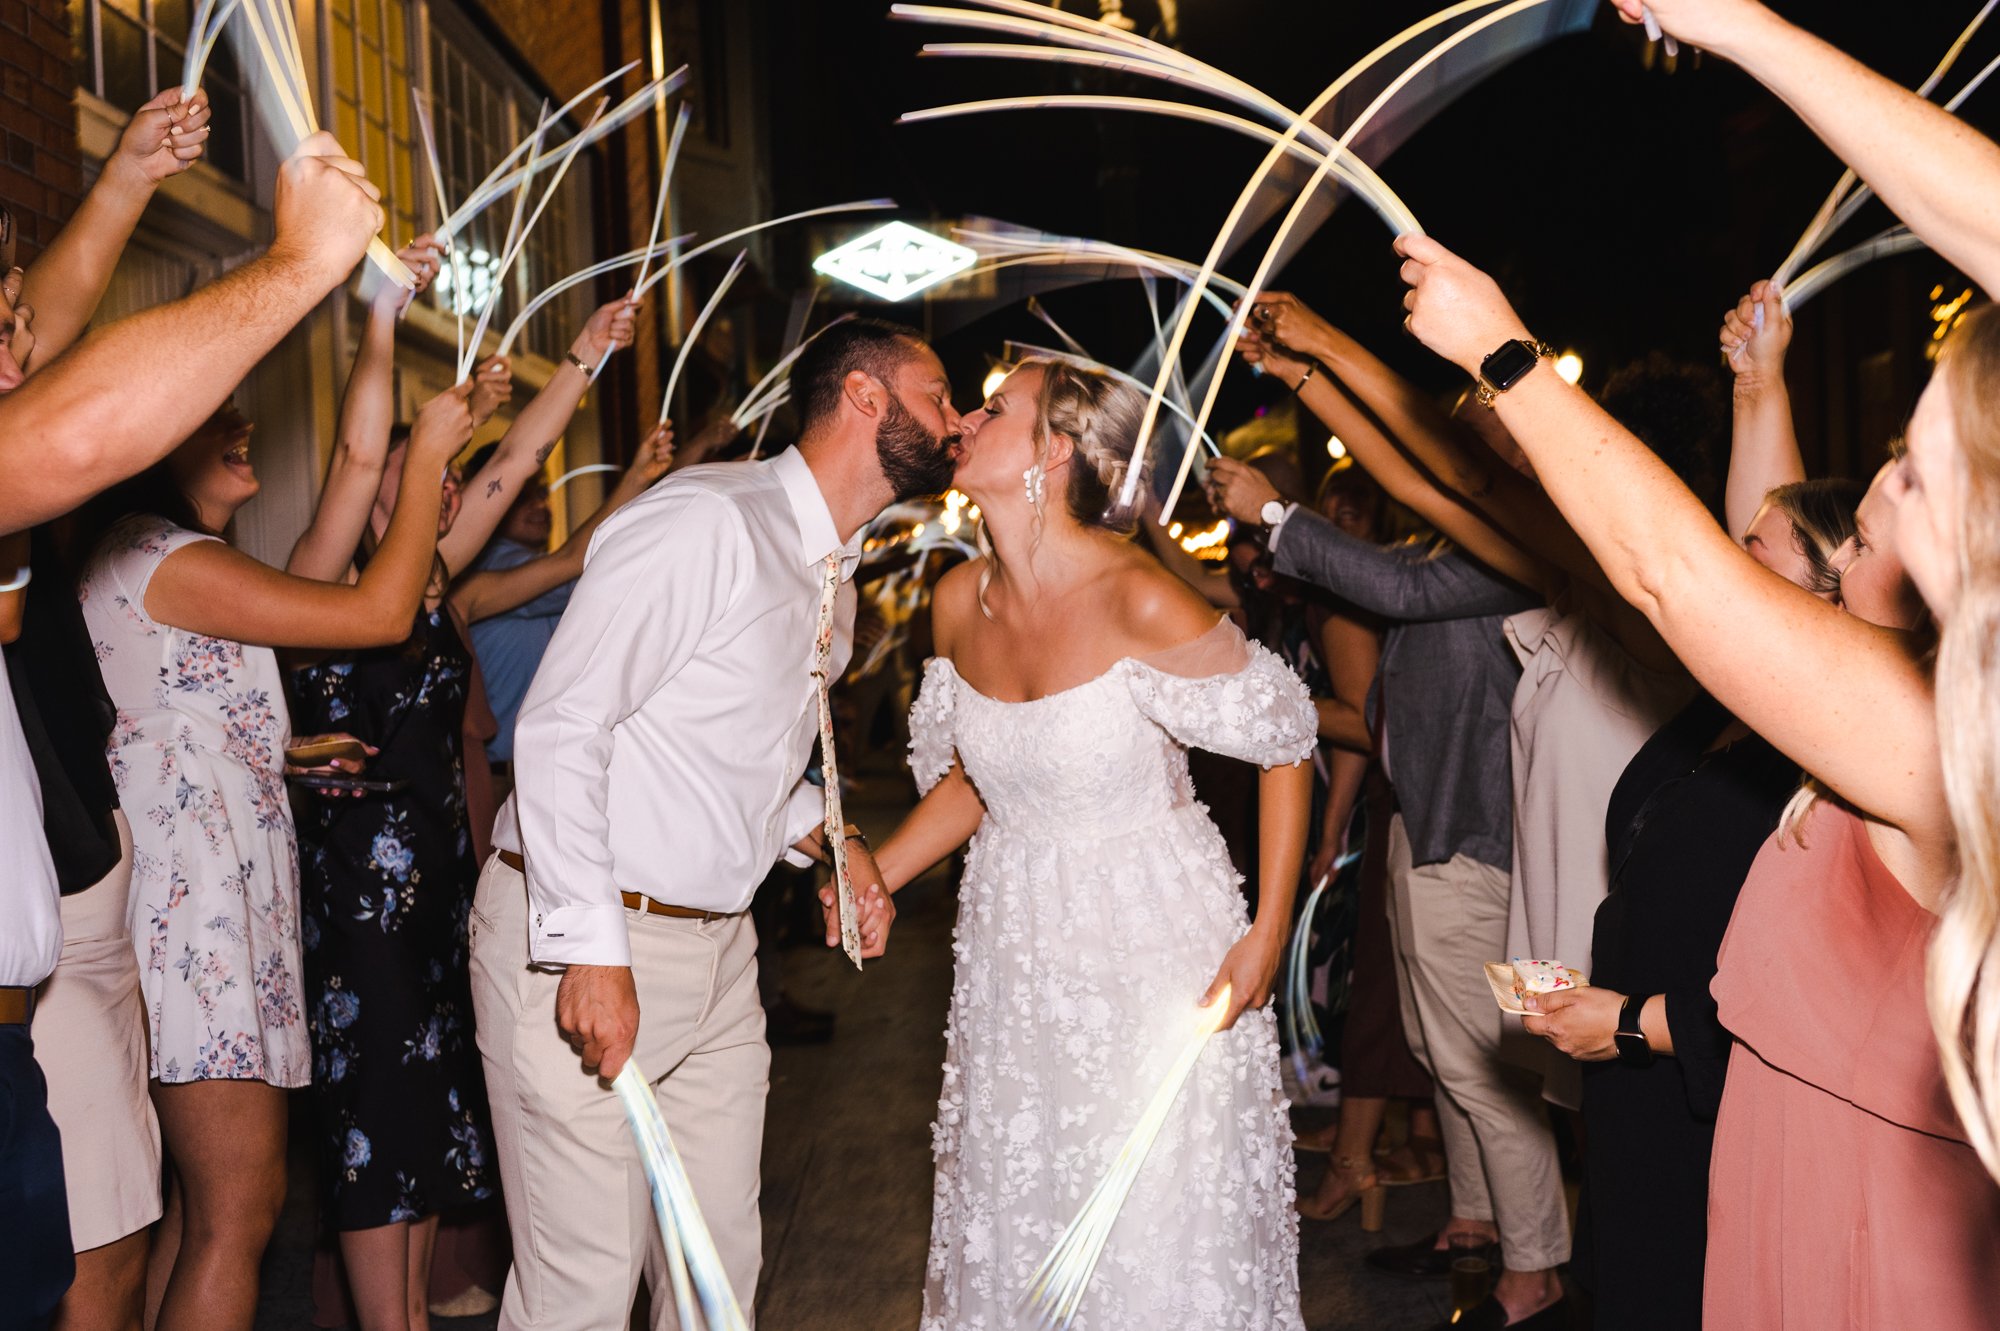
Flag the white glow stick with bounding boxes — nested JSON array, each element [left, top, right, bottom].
[[410, 92, 463, 351], [1283, 874, 1333, 1083], [633, 105, 693, 298], [1025, 296, 1090, 358], [233, 0, 412, 287], [180, 0, 240, 98], [1017, 986, 1233, 1329], [732, 315, 856, 428], [1782, 227, 1928, 312], [1159, 0, 1549, 527], [455, 105, 553, 382], [633, 199, 897, 302], [548, 462, 620, 493], [660, 250, 748, 426], [1001, 340, 1221, 456], [494, 232, 694, 359], [611, 1061, 749, 1331], [952, 243, 1245, 317], [1639, 8, 1677, 59]]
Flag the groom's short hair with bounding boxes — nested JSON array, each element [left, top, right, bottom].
[[791, 318, 927, 434]]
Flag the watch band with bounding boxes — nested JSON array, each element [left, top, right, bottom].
[[1474, 339, 1555, 408], [1615, 994, 1656, 1068], [565, 349, 596, 375]]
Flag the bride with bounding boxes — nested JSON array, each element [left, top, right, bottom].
[[865, 357, 1315, 1329]]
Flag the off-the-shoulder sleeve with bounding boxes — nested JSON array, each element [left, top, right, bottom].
[[906, 657, 959, 794], [1124, 619, 1316, 768]]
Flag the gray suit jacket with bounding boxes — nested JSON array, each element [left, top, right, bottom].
[[1273, 508, 1540, 871]]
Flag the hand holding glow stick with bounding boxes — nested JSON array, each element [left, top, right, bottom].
[[180, 0, 241, 99], [660, 251, 749, 427]]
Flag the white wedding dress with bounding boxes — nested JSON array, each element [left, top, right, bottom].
[[910, 618, 1314, 1331]]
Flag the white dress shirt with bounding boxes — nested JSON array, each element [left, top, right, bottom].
[[492, 447, 859, 968], [0, 652, 62, 988]]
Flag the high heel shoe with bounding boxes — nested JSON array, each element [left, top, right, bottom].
[[1296, 1154, 1386, 1231], [1378, 1132, 1447, 1187]]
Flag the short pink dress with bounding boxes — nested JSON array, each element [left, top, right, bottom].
[[1705, 801, 2000, 1328]]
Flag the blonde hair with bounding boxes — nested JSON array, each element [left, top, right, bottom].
[[974, 357, 1152, 615], [1929, 304, 2000, 1177]]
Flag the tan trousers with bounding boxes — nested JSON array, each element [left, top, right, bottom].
[[1384, 816, 1570, 1271], [470, 855, 769, 1330]]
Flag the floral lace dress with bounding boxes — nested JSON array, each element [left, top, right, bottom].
[[80, 515, 308, 1086], [910, 618, 1314, 1331]]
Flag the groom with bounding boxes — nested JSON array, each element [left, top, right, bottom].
[[470, 318, 962, 1329]]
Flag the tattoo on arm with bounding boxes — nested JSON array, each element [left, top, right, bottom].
[[534, 439, 558, 468], [485, 478, 503, 498]]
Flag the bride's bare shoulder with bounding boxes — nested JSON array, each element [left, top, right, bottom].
[[930, 557, 987, 659], [1105, 554, 1225, 656]]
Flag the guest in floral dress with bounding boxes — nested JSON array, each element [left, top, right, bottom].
[[75, 348, 477, 1331]]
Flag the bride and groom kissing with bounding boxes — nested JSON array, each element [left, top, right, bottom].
[[468, 318, 1317, 1330]]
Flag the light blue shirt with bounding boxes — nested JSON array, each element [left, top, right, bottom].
[[467, 538, 573, 762]]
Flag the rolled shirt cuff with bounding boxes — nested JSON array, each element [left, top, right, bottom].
[[526, 902, 633, 968], [779, 777, 828, 869], [1266, 502, 1299, 552]]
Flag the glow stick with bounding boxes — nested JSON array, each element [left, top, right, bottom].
[[1159, 0, 1550, 527], [1640, 8, 1677, 59], [1025, 296, 1090, 358], [635, 201, 891, 302], [454, 104, 553, 382], [548, 462, 620, 493], [633, 105, 694, 298], [611, 1061, 749, 1331], [1017, 986, 1233, 1329], [233, 0, 412, 287], [660, 250, 748, 426], [410, 92, 462, 351], [951, 244, 1244, 317], [1774, 2, 1999, 285], [1782, 227, 1928, 312], [1001, 340, 1220, 456], [494, 232, 695, 359], [180, 0, 240, 98]]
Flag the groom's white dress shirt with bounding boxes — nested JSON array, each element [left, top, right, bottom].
[[0, 655, 61, 988], [492, 446, 858, 968]]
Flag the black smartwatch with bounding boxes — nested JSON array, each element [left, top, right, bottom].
[[1615, 994, 1657, 1068], [1475, 338, 1554, 407]]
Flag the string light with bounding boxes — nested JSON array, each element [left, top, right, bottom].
[[1554, 352, 1584, 385], [982, 364, 1011, 399], [1325, 436, 1347, 460]]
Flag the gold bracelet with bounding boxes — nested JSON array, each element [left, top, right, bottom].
[[565, 349, 596, 375]]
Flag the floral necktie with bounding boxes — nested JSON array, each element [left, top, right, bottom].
[[813, 552, 862, 968]]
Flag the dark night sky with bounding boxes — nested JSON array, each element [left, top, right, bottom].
[[753, 0, 1994, 480]]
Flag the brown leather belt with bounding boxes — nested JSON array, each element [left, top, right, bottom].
[[496, 851, 743, 923], [0, 986, 35, 1026]]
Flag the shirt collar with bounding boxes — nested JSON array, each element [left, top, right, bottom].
[[768, 446, 863, 581]]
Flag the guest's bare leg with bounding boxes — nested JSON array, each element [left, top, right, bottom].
[[56, 1230, 148, 1331], [406, 1215, 439, 1331], [150, 1080, 287, 1331]]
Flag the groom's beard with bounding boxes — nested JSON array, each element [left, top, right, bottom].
[[876, 391, 960, 502]]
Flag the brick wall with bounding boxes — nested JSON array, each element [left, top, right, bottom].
[[0, 0, 84, 265]]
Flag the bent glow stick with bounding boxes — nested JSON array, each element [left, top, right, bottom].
[[660, 250, 748, 426], [1001, 340, 1221, 456], [632, 104, 693, 301], [732, 314, 856, 428], [611, 1061, 749, 1331], [493, 232, 695, 359], [233, 0, 412, 288], [1158, 0, 1551, 526], [1016, 986, 1234, 1330], [548, 462, 620, 493], [180, 0, 240, 98], [453, 103, 556, 382], [1782, 227, 1928, 312]]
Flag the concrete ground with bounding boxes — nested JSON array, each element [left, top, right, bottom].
[[256, 778, 1451, 1330]]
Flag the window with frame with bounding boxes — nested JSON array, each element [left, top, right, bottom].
[[323, 0, 421, 266], [70, 0, 257, 183]]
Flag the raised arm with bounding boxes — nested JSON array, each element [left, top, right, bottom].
[[1718, 280, 1806, 536], [19, 87, 211, 366], [449, 422, 675, 624], [288, 237, 443, 581], [145, 383, 475, 650], [441, 296, 639, 576], [0, 133, 385, 534], [1621, 0, 2000, 295], [1398, 233, 1948, 861]]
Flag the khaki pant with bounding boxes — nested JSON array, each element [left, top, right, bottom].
[[470, 854, 769, 1330], [1384, 816, 1570, 1271]]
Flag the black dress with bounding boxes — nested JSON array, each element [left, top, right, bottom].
[[1574, 692, 1797, 1329], [288, 607, 495, 1230]]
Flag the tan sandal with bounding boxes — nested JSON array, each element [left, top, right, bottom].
[[1297, 1154, 1386, 1231]]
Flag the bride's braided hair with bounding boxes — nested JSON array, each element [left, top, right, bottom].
[[974, 357, 1152, 615]]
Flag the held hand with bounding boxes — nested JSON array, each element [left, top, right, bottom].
[[1394, 234, 1533, 378], [1201, 930, 1284, 1033], [271, 132, 385, 288], [1521, 986, 1624, 1062], [468, 356, 514, 427], [613, 422, 675, 499], [1603, 0, 1761, 51], [370, 234, 444, 310], [1307, 838, 1340, 894], [819, 843, 895, 959], [1233, 319, 1310, 383], [576, 295, 640, 364], [1203, 455, 1281, 525], [679, 417, 743, 470], [1244, 292, 1337, 364], [555, 964, 640, 1077], [410, 380, 478, 463], [1718, 280, 1790, 387], [117, 88, 212, 185], [284, 733, 378, 800]]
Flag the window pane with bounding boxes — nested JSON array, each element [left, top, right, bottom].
[[331, 14, 356, 94], [358, 0, 380, 46], [152, 0, 188, 44], [364, 119, 388, 183], [68, 0, 93, 91], [334, 97, 360, 154], [105, 0, 141, 19], [101, 8, 151, 112], [361, 46, 383, 112], [386, 0, 405, 65]]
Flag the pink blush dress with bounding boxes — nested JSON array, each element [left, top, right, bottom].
[[1705, 801, 2000, 1329]]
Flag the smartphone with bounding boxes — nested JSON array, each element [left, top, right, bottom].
[[289, 773, 407, 795], [284, 737, 369, 767]]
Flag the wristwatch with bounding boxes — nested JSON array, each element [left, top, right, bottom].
[[1475, 338, 1555, 408], [1615, 994, 1656, 1068], [1259, 500, 1289, 528]]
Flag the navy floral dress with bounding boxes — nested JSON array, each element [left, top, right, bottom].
[[289, 606, 493, 1230]]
